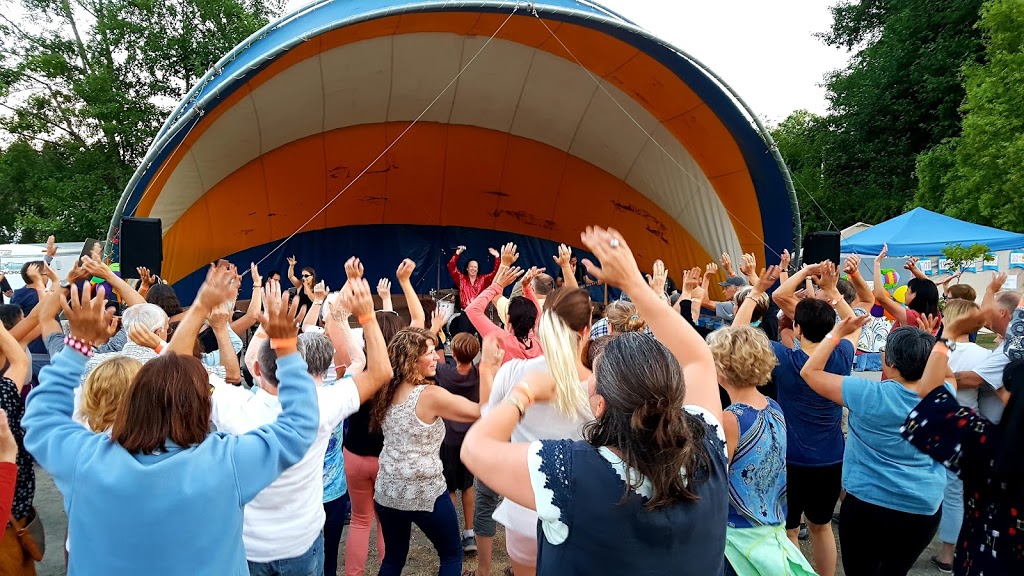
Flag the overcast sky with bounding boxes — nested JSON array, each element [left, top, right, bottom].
[[284, 0, 853, 125]]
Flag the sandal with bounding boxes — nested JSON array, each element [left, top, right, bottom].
[[930, 555, 953, 574]]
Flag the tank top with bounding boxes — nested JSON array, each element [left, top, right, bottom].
[[342, 401, 384, 457], [726, 399, 788, 528], [373, 385, 446, 512]]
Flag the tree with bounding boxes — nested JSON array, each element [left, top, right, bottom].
[[915, 0, 1024, 232], [941, 242, 991, 274], [770, 110, 836, 233], [820, 0, 985, 227], [0, 0, 284, 243]]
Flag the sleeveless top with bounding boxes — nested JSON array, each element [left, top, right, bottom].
[[374, 385, 446, 512], [726, 399, 788, 528], [528, 405, 729, 575]]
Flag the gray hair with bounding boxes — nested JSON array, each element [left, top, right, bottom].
[[257, 333, 334, 387], [883, 326, 935, 382], [532, 273, 555, 296], [996, 290, 1022, 311], [298, 332, 334, 378], [122, 303, 168, 332]]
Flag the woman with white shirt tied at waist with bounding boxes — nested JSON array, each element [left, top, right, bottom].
[[212, 272, 393, 575], [485, 286, 595, 576]]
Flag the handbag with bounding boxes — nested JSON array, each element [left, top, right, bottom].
[[8, 508, 44, 562]]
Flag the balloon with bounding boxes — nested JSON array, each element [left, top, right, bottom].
[[893, 285, 908, 304]]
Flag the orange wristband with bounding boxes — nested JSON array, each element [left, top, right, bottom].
[[358, 313, 375, 325], [270, 337, 297, 350]]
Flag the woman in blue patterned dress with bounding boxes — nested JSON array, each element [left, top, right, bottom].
[[708, 324, 815, 575]]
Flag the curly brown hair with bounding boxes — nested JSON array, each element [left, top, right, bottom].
[[369, 328, 434, 431]]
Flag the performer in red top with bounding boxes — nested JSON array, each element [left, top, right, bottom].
[[448, 245, 500, 336]]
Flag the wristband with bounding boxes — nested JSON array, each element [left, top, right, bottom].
[[515, 382, 535, 405], [848, 269, 858, 277], [932, 342, 952, 358], [65, 336, 95, 358], [270, 337, 297, 350], [313, 300, 324, 306], [357, 313, 375, 325], [504, 395, 527, 420], [154, 342, 166, 355], [824, 333, 840, 345]]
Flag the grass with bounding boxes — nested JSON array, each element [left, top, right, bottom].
[[976, 332, 998, 350]]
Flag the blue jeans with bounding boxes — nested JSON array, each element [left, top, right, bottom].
[[375, 494, 462, 576], [324, 493, 350, 576], [247, 531, 324, 576], [939, 469, 964, 544]]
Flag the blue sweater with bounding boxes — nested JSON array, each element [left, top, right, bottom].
[[23, 348, 319, 575]]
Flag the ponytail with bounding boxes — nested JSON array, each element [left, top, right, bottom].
[[538, 288, 594, 418]]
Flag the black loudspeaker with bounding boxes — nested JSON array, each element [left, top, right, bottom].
[[803, 231, 841, 267], [120, 217, 163, 279]]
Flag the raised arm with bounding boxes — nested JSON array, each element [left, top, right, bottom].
[[341, 278, 394, 404], [904, 257, 929, 281], [552, 244, 578, 290], [479, 246, 502, 286], [231, 263, 264, 337], [167, 262, 245, 356], [231, 286, 319, 503], [376, 278, 394, 313], [302, 281, 328, 329], [844, 254, 875, 307], [449, 247, 466, 283], [286, 256, 301, 288], [734, 266, 780, 327], [467, 273, 517, 340], [779, 249, 792, 285], [0, 323, 29, 393], [209, 305, 242, 384], [581, 227, 721, 422], [773, 262, 816, 319], [982, 272, 1007, 309], [396, 259, 424, 329], [873, 244, 908, 326], [521, 267, 545, 327], [799, 315, 869, 405]]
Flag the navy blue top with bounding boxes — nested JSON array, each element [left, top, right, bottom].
[[529, 406, 729, 575], [10, 287, 46, 355], [725, 400, 787, 528], [772, 340, 853, 466]]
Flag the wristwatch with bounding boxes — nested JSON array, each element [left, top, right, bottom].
[[939, 338, 957, 352], [59, 280, 72, 291]]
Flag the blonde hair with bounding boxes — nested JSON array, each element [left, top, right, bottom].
[[538, 288, 593, 418], [706, 325, 777, 388], [79, 356, 143, 433], [942, 298, 979, 325], [605, 300, 646, 333]]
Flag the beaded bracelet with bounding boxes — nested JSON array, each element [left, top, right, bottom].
[[64, 336, 95, 358]]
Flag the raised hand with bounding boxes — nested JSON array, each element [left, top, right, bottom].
[[989, 271, 1008, 294], [396, 259, 415, 283], [916, 313, 941, 335], [488, 247, 500, 259], [578, 227, 642, 290], [430, 309, 446, 335], [456, 245, 466, 255], [500, 242, 519, 267], [752, 266, 782, 295], [259, 282, 303, 340], [62, 284, 118, 345], [250, 263, 262, 287], [780, 249, 792, 271], [843, 254, 861, 276], [313, 281, 329, 303], [833, 314, 869, 338], [287, 256, 297, 267], [739, 253, 756, 276], [65, 259, 90, 284], [80, 255, 114, 281], [481, 332, 504, 370], [875, 243, 888, 265], [704, 262, 719, 279], [521, 266, 546, 289], [647, 259, 668, 296], [196, 262, 238, 311], [377, 278, 392, 299], [339, 278, 374, 319], [944, 306, 991, 339], [904, 256, 919, 271], [494, 266, 525, 288], [344, 257, 364, 281], [682, 267, 702, 292], [719, 253, 734, 276], [137, 266, 157, 287], [553, 244, 572, 268]]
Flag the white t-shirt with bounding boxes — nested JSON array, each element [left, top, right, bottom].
[[948, 342, 993, 411], [970, 346, 1010, 424], [487, 356, 593, 537], [211, 377, 360, 562]]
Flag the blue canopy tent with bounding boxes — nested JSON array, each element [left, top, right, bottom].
[[842, 208, 1024, 257]]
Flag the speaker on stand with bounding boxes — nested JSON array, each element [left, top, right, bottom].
[[120, 217, 163, 280], [802, 231, 841, 268]]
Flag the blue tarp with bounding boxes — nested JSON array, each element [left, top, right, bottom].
[[842, 208, 1024, 256]]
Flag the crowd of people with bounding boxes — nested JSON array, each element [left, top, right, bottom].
[[0, 226, 1020, 576]]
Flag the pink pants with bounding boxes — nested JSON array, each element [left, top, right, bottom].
[[343, 449, 385, 576]]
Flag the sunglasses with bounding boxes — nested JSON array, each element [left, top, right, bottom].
[[301, 274, 312, 278]]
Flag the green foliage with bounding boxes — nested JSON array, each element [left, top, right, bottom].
[[769, 110, 834, 233], [941, 242, 992, 272], [0, 0, 284, 243], [915, 0, 1024, 232]]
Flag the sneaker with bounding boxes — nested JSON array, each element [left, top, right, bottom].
[[462, 535, 477, 553], [930, 555, 953, 574], [798, 523, 809, 541]]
